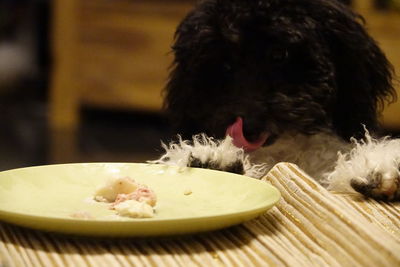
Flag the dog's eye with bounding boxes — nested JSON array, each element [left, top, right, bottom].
[[269, 47, 289, 63]]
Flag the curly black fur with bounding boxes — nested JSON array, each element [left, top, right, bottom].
[[165, 0, 396, 143]]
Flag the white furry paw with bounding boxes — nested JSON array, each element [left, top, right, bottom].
[[150, 134, 267, 178], [326, 132, 400, 201], [350, 170, 400, 201]]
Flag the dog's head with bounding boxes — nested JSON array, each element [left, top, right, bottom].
[[164, 0, 395, 150]]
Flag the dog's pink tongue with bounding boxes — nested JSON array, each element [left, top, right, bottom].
[[226, 117, 268, 152]]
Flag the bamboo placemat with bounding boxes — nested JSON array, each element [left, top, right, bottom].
[[1, 162, 399, 266]]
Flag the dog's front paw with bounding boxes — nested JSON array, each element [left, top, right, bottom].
[[350, 169, 400, 201], [151, 134, 268, 178], [326, 132, 400, 201]]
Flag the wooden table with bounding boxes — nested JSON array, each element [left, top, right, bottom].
[[1, 163, 399, 266]]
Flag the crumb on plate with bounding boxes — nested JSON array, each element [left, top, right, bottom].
[[70, 211, 93, 220], [183, 189, 192, 195]]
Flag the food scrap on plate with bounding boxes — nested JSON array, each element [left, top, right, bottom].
[[94, 176, 157, 218]]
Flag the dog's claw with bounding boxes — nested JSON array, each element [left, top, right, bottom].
[[350, 171, 400, 201]]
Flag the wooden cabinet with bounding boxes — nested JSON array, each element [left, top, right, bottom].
[[77, 1, 193, 111], [355, 0, 400, 130], [50, 0, 193, 131], [369, 15, 400, 130]]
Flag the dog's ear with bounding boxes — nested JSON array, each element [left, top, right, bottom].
[[163, 2, 218, 136], [164, 1, 236, 136], [321, 4, 396, 139]]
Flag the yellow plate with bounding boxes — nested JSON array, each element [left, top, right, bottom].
[[0, 163, 280, 237]]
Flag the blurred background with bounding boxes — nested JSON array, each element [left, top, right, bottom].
[[0, 0, 399, 171]]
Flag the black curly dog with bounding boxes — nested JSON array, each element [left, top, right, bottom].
[[156, 0, 399, 200]]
